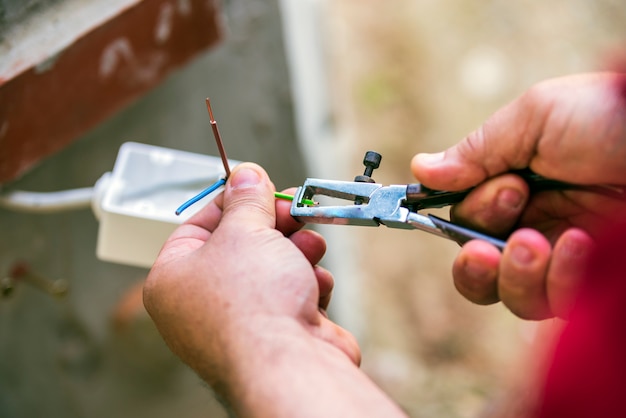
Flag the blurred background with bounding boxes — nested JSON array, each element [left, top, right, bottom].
[[323, 1, 626, 417], [1, 0, 625, 417]]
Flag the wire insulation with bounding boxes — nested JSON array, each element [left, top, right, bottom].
[[0, 188, 94, 213], [175, 178, 226, 215]]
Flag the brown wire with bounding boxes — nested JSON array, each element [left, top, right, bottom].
[[206, 98, 231, 178]]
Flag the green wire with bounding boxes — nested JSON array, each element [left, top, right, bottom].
[[274, 192, 316, 206]]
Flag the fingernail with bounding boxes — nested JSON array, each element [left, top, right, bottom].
[[416, 152, 444, 166], [464, 259, 493, 282], [230, 167, 261, 189], [497, 188, 524, 211], [561, 233, 590, 263], [511, 243, 534, 266]]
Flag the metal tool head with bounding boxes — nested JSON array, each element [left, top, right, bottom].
[[290, 177, 480, 244], [290, 178, 415, 229]]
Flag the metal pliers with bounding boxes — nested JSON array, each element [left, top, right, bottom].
[[290, 177, 511, 249], [290, 152, 625, 250]]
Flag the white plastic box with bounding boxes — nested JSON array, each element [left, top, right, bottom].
[[93, 142, 238, 268]]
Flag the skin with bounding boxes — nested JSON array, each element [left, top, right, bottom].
[[143, 163, 407, 417], [412, 72, 626, 320], [144, 72, 626, 416]]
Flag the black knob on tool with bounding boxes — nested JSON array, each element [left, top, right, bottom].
[[354, 151, 382, 183]]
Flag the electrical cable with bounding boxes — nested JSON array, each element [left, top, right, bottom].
[[175, 99, 316, 216], [175, 178, 226, 215], [0, 187, 94, 213]]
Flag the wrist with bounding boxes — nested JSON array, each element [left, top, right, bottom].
[[209, 317, 405, 418], [212, 317, 323, 399]]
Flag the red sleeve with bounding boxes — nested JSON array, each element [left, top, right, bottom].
[[537, 220, 626, 418]]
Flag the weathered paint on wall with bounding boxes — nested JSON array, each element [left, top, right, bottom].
[[0, 0, 222, 183]]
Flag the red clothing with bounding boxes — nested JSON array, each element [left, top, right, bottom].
[[537, 221, 626, 417]]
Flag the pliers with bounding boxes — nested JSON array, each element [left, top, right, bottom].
[[289, 153, 625, 250], [290, 178, 510, 249]]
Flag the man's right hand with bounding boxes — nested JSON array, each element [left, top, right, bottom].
[[411, 73, 626, 319]]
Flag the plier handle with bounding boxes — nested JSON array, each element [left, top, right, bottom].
[[290, 170, 625, 250]]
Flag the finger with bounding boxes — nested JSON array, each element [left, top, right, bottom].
[[157, 199, 223, 264], [412, 74, 626, 190], [451, 173, 529, 237], [289, 229, 327, 266], [546, 228, 595, 319], [527, 73, 626, 185], [276, 187, 306, 236], [220, 163, 276, 230], [315, 316, 362, 366], [314, 265, 334, 310], [499, 229, 553, 320], [411, 91, 542, 190], [183, 196, 224, 233], [290, 229, 333, 308], [452, 240, 501, 305]]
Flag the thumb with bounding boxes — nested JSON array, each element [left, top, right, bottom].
[[411, 93, 541, 190], [221, 163, 276, 229]]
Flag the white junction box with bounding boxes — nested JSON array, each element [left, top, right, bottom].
[[93, 142, 238, 268]]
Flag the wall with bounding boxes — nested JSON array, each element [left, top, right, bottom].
[[0, 1, 305, 417]]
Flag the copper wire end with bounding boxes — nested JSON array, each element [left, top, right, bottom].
[[206, 98, 231, 178], [206, 97, 216, 122]]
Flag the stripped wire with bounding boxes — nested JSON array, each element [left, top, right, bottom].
[[206, 98, 231, 178], [174, 99, 231, 216], [274, 192, 316, 206], [174, 99, 315, 216]]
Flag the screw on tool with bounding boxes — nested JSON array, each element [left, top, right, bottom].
[[354, 151, 382, 183], [353, 151, 382, 204]]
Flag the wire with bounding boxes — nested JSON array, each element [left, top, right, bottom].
[[274, 192, 316, 206], [175, 178, 226, 215], [173, 98, 231, 216], [0, 187, 94, 213], [175, 99, 317, 216], [206, 98, 231, 178], [175, 182, 316, 216]]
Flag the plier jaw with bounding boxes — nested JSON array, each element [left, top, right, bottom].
[[290, 178, 507, 249], [291, 178, 411, 228]]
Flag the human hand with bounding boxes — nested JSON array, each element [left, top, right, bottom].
[[143, 163, 360, 405], [411, 73, 626, 320]]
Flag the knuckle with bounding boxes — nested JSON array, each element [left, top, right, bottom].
[[457, 127, 490, 178], [142, 277, 157, 312]]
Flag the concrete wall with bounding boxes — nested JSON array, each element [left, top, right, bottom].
[[0, 0, 58, 30]]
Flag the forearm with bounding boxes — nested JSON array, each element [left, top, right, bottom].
[[209, 321, 407, 418]]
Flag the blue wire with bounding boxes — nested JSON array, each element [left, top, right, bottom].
[[175, 178, 226, 215]]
